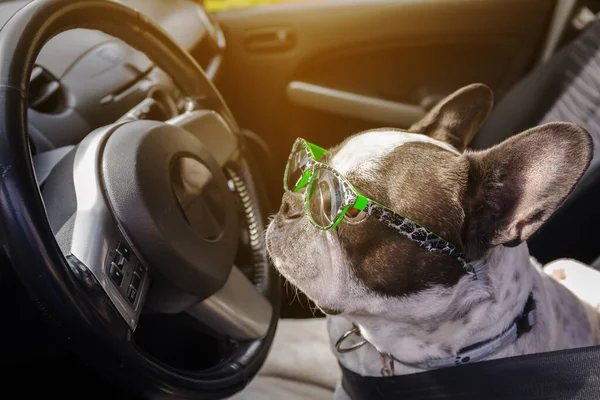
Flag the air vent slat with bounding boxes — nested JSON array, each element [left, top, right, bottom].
[[29, 65, 63, 114], [29, 81, 60, 109], [30, 66, 44, 82]]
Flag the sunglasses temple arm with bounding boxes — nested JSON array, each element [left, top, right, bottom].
[[361, 199, 477, 279], [353, 195, 369, 211]]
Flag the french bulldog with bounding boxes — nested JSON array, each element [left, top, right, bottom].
[[266, 83, 600, 399]]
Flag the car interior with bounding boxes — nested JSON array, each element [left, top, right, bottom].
[[1, 0, 600, 398]]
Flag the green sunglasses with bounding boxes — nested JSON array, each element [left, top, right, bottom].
[[283, 138, 476, 277]]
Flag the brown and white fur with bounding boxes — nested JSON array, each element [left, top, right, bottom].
[[266, 84, 600, 398]]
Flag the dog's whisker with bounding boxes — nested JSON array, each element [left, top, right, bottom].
[[292, 286, 302, 307], [308, 302, 319, 317]]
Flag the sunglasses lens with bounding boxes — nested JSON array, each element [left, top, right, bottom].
[[307, 168, 344, 228], [285, 144, 310, 191]]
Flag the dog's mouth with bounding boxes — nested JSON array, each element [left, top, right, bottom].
[[267, 217, 343, 312]]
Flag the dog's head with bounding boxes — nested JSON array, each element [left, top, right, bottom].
[[266, 84, 593, 317]]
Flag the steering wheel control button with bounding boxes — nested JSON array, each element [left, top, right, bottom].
[[109, 262, 124, 286], [106, 239, 148, 302], [116, 242, 130, 261], [130, 272, 141, 290], [134, 263, 145, 276], [126, 286, 137, 304], [114, 252, 126, 267]]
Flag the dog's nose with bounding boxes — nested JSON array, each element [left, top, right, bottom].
[[280, 192, 304, 220]]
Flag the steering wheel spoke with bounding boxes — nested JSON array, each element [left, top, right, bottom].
[[186, 266, 272, 340], [167, 109, 239, 167], [60, 124, 151, 330]]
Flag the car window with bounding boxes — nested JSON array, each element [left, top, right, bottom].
[[204, 0, 328, 13]]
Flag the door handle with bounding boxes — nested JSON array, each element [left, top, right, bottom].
[[287, 81, 426, 127], [244, 27, 296, 52]]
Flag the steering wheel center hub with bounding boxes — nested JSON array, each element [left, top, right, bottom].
[[171, 157, 227, 241], [101, 120, 238, 297]]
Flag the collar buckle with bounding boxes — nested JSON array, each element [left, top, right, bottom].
[[379, 353, 395, 376], [516, 293, 536, 334]]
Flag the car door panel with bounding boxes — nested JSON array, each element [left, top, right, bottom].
[[216, 0, 554, 205], [213, 0, 555, 318]]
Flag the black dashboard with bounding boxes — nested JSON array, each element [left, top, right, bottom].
[[21, 0, 225, 153]]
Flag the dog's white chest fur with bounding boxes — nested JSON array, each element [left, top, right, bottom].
[[327, 247, 600, 383]]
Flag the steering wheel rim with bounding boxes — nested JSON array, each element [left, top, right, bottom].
[[0, 0, 279, 398]]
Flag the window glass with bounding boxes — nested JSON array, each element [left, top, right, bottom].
[[204, 0, 328, 13]]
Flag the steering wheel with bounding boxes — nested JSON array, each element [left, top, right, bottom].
[[0, 0, 279, 398]]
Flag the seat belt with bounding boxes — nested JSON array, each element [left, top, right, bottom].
[[340, 345, 600, 400]]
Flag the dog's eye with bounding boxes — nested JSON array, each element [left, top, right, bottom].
[[344, 207, 367, 223]]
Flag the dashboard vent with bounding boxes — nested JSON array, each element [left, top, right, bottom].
[[29, 66, 64, 114]]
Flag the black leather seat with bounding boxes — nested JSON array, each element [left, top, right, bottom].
[[472, 18, 600, 266]]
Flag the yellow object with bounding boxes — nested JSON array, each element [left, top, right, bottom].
[[204, 0, 320, 12]]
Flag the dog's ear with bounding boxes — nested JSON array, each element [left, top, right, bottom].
[[462, 122, 593, 259], [409, 83, 493, 151]]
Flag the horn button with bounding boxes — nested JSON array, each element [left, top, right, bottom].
[[171, 157, 226, 241], [102, 120, 238, 299]]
